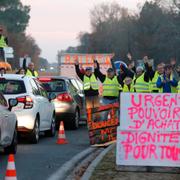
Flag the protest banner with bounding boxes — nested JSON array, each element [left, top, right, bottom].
[[116, 93, 180, 167], [60, 53, 113, 65], [87, 103, 119, 146], [59, 53, 113, 80]]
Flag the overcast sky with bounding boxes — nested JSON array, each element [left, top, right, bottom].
[[21, 0, 146, 63]]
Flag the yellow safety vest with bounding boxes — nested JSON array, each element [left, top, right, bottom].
[[122, 84, 134, 92], [133, 73, 150, 93], [159, 74, 177, 93], [170, 74, 178, 93], [150, 71, 160, 92], [83, 74, 98, 90], [0, 36, 7, 48], [26, 69, 38, 77], [102, 76, 122, 97], [178, 81, 180, 93]]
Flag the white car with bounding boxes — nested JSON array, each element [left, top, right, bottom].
[[0, 93, 18, 154], [0, 74, 56, 143]]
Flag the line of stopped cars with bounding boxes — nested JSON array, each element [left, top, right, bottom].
[[0, 74, 86, 154]]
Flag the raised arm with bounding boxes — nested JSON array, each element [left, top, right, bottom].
[[94, 60, 106, 83], [23, 57, 27, 71], [74, 59, 84, 81]]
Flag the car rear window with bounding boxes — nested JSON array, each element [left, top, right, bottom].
[[0, 80, 26, 94], [41, 79, 66, 92]]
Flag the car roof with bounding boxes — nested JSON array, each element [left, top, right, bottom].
[[39, 76, 77, 80], [0, 74, 33, 80]]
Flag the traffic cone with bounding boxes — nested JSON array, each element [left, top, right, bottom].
[[107, 111, 111, 120], [5, 154, 17, 180], [56, 121, 68, 144]]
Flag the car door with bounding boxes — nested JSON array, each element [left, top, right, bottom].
[[72, 79, 87, 118], [74, 79, 86, 116], [0, 93, 15, 144], [34, 79, 52, 129], [70, 79, 85, 107], [29, 79, 47, 130], [68, 79, 80, 105]]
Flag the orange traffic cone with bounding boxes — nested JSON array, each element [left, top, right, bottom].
[[56, 121, 68, 144], [5, 154, 17, 180]]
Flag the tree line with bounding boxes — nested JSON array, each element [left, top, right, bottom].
[[0, 0, 40, 68], [66, 0, 180, 65]]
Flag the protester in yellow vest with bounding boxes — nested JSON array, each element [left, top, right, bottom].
[[170, 58, 180, 82], [75, 59, 99, 109], [0, 27, 8, 61], [156, 64, 178, 93], [25, 62, 38, 77], [178, 81, 180, 93], [133, 66, 150, 93], [122, 76, 134, 92], [148, 63, 165, 92], [94, 60, 122, 105]]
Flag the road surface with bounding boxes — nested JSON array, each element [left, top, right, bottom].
[[0, 124, 89, 180]]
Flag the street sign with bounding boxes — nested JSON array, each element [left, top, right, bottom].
[[116, 93, 180, 167], [19, 57, 31, 68], [4, 47, 14, 59], [112, 60, 127, 74]]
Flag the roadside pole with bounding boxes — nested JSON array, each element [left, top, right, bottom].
[[57, 51, 61, 76]]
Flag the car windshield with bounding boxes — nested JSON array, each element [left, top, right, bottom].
[[0, 80, 26, 94], [41, 79, 66, 92]]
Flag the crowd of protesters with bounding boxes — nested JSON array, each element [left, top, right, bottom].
[[75, 55, 180, 109]]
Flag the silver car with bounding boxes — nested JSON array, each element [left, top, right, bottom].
[[38, 76, 86, 129], [0, 93, 18, 154]]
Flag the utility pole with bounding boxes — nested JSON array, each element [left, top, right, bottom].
[[57, 50, 62, 76]]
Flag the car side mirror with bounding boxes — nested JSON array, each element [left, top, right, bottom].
[[8, 99, 18, 111], [48, 93, 56, 101]]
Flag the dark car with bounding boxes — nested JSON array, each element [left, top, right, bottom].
[[38, 76, 86, 129]]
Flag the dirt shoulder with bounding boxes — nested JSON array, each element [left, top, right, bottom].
[[90, 146, 180, 180]]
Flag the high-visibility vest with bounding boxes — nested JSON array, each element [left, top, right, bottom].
[[102, 76, 122, 97], [0, 36, 7, 48], [26, 69, 38, 77], [0, 84, 5, 91], [133, 73, 150, 93], [159, 74, 177, 93], [83, 74, 98, 90], [150, 71, 160, 92], [170, 74, 178, 93], [122, 84, 134, 92], [178, 81, 180, 93]]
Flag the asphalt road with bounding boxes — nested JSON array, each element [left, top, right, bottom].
[[0, 124, 89, 180]]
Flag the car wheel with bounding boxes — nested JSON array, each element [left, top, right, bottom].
[[4, 128, 18, 154], [45, 115, 56, 137], [30, 118, 39, 144], [71, 109, 79, 130]]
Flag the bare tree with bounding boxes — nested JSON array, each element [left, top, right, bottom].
[[90, 2, 128, 31]]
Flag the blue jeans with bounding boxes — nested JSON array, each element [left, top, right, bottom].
[[102, 97, 118, 105]]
